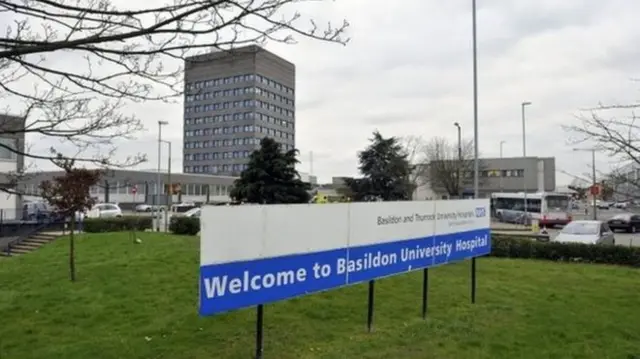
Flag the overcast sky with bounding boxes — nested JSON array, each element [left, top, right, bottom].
[[16, 0, 640, 185]]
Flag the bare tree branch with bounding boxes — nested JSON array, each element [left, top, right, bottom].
[[398, 135, 426, 188], [418, 137, 484, 197], [0, 0, 349, 171], [564, 97, 640, 199]]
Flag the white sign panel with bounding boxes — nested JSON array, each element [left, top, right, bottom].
[[199, 199, 490, 316]]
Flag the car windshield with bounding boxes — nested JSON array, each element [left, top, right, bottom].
[[545, 195, 570, 210], [185, 208, 201, 217], [612, 214, 631, 220], [561, 222, 599, 235]]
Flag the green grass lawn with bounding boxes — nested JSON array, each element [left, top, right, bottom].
[[1, 232, 640, 359]]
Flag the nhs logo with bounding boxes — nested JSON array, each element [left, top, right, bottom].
[[475, 207, 486, 218]]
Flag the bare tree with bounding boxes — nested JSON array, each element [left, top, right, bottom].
[[564, 101, 640, 199], [399, 135, 427, 190], [0, 0, 349, 168], [418, 137, 480, 197]]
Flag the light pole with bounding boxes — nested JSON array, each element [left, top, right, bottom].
[[500, 140, 506, 192], [574, 148, 597, 220], [161, 140, 172, 232], [454, 122, 462, 199], [471, 0, 479, 305], [521, 101, 532, 224], [156, 120, 168, 231]]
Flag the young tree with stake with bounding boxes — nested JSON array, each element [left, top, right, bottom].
[[39, 157, 103, 282]]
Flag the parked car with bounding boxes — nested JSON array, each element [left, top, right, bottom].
[[552, 220, 615, 245], [607, 213, 640, 233], [182, 207, 201, 218], [595, 200, 612, 209], [614, 201, 629, 209], [171, 202, 198, 213], [88, 203, 123, 218], [22, 200, 51, 221], [135, 204, 165, 212]]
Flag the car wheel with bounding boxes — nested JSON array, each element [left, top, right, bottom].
[[145, 208, 152, 212]]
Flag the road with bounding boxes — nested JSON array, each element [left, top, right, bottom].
[[492, 207, 640, 247]]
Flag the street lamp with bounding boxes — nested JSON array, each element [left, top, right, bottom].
[[521, 101, 532, 223], [161, 139, 172, 232], [454, 122, 462, 198], [573, 148, 597, 220], [500, 140, 506, 192], [471, 0, 480, 305], [156, 120, 169, 231]]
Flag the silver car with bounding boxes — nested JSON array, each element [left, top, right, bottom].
[[553, 220, 615, 245]]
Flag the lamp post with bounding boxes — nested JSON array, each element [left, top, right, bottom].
[[471, 0, 479, 305], [454, 122, 462, 199], [574, 148, 597, 220], [500, 140, 506, 192], [521, 101, 532, 223], [161, 140, 172, 232], [156, 120, 168, 231]]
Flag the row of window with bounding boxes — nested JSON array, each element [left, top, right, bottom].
[[481, 169, 525, 178], [185, 125, 293, 140], [185, 164, 249, 174], [185, 99, 294, 118], [185, 133, 294, 150], [186, 86, 294, 107], [186, 150, 253, 161], [186, 74, 294, 95], [455, 169, 526, 178], [185, 111, 294, 129], [23, 182, 232, 197], [493, 197, 542, 213]]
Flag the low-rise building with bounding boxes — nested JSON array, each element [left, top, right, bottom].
[[19, 169, 237, 210], [413, 156, 556, 200], [0, 114, 26, 219]]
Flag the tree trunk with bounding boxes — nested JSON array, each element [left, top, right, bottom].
[[69, 215, 76, 282]]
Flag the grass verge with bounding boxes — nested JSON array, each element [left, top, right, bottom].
[[1, 232, 639, 359]]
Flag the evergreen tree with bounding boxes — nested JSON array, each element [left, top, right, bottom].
[[230, 138, 311, 204], [346, 131, 413, 201]]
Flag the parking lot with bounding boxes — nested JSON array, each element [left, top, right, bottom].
[[492, 207, 640, 247]]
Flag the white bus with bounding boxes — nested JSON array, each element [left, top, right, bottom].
[[491, 192, 572, 227]]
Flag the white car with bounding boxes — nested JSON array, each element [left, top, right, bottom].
[[89, 203, 123, 218], [595, 200, 611, 210], [614, 202, 629, 209], [182, 207, 201, 218], [552, 220, 615, 245], [135, 204, 165, 212]]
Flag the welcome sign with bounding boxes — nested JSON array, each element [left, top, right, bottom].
[[199, 199, 491, 316]]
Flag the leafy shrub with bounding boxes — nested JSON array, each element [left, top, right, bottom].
[[83, 216, 153, 233], [169, 216, 200, 235], [490, 235, 640, 267]]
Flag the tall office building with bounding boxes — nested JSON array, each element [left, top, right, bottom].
[[182, 45, 296, 176]]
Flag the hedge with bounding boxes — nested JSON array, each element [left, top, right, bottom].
[[83, 216, 153, 233], [169, 216, 200, 235], [490, 236, 640, 267]]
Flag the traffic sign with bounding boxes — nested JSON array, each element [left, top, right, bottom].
[[589, 185, 600, 196]]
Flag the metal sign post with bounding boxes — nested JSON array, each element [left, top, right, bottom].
[[421, 268, 429, 319], [367, 280, 375, 332], [255, 304, 264, 359]]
